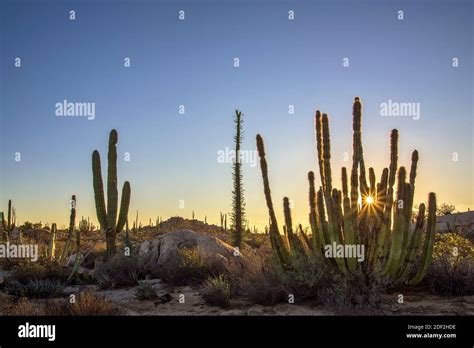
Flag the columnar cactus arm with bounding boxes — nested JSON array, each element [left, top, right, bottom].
[[92, 150, 108, 230], [256, 134, 289, 266], [317, 188, 331, 246], [385, 167, 407, 275], [321, 114, 333, 198], [48, 223, 57, 261], [116, 181, 131, 235], [315, 111, 325, 193], [107, 129, 119, 230], [308, 171, 323, 254], [353, 97, 369, 197], [409, 193, 437, 285], [397, 203, 426, 282], [284, 197, 306, 255]]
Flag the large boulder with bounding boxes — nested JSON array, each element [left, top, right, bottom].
[[138, 230, 240, 269]]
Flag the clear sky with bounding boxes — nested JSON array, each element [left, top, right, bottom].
[[1, 0, 472, 229]]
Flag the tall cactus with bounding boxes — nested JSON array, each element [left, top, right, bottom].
[[256, 97, 437, 285], [48, 223, 57, 261], [93, 129, 131, 257], [59, 195, 76, 262], [1, 199, 16, 242]]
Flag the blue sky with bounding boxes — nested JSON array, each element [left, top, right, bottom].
[[1, 0, 472, 228]]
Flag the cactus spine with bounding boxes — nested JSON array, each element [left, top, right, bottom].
[[256, 97, 436, 284], [92, 129, 131, 257]]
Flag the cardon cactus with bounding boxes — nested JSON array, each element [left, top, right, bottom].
[[1, 199, 15, 242], [93, 129, 131, 257], [59, 195, 76, 262], [48, 223, 57, 261], [256, 97, 437, 285]]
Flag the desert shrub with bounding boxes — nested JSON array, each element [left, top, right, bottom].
[[202, 275, 232, 308], [154, 247, 226, 285], [2, 297, 42, 315], [433, 233, 474, 261], [47, 291, 121, 315], [10, 261, 69, 283], [5, 279, 64, 299], [135, 279, 158, 300], [428, 233, 474, 296], [94, 255, 147, 289], [428, 256, 474, 296], [276, 254, 333, 301], [239, 253, 286, 306], [319, 269, 390, 315]]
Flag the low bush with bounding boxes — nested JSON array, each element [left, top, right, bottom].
[[48, 291, 121, 315], [428, 256, 474, 296], [202, 275, 232, 308], [5, 279, 65, 299], [3, 291, 121, 316], [10, 261, 69, 283], [2, 297, 41, 315], [94, 255, 147, 289], [238, 253, 286, 306], [319, 269, 390, 315], [134, 279, 158, 301]]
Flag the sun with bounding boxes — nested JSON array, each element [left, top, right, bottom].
[[365, 195, 374, 205]]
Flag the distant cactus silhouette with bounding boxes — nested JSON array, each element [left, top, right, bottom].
[[256, 97, 436, 285], [1, 199, 15, 242], [92, 129, 131, 257], [59, 195, 76, 262], [48, 223, 57, 261]]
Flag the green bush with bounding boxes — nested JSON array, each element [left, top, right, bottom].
[[94, 255, 147, 289], [5, 279, 65, 299], [202, 275, 232, 308], [134, 279, 158, 301], [428, 256, 474, 296]]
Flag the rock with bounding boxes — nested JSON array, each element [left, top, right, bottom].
[[138, 230, 241, 269], [153, 293, 172, 306]]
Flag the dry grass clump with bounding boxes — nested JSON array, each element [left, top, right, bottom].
[[202, 275, 232, 308], [94, 255, 147, 289], [3, 291, 121, 316], [134, 279, 158, 300], [237, 252, 286, 306], [5, 279, 65, 299]]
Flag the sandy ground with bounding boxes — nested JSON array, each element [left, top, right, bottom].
[[1, 269, 473, 316], [61, 281, 474, 316]]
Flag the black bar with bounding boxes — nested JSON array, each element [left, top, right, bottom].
[[0, 315, 473, 346]]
